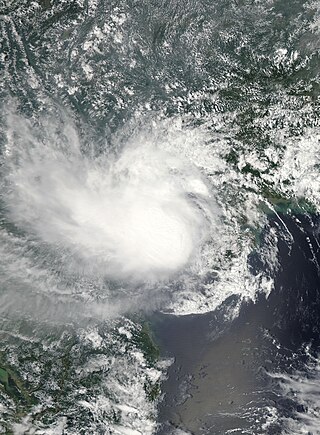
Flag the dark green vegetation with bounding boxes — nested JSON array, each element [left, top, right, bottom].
[[0, 319, 162, 431], [132, 322, 160, 365], [1, 0, 320, 432], [134, 323, 161, 401]]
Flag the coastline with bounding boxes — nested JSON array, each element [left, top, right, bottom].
[[154, 213, 320, 434]]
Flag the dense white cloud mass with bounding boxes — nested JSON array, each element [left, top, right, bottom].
[[3, 115, 215, 282]]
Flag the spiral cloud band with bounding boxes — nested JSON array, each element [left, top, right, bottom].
[[4, 116, 215, 282]]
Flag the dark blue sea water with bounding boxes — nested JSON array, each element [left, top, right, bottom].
[[1, 0, 320, 433]]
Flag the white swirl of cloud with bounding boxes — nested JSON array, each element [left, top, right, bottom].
[[3, 114, 216, 282]]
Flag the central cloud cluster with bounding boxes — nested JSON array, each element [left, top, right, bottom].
[[5, 124, 214, 281]]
